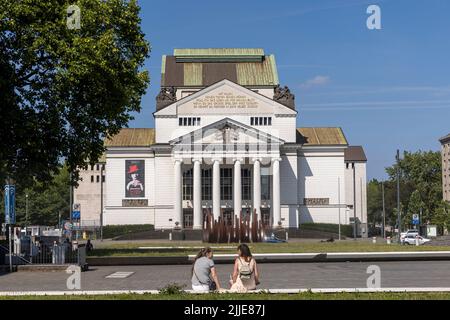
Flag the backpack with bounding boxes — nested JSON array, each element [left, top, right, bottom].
[[238, 258, 253, 280]]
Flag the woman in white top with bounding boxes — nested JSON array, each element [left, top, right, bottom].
[[230, 244, 260, 291]]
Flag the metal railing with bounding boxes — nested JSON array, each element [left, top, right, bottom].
[[1, 239, 87, 270]]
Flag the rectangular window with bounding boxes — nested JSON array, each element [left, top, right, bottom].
[[188, 117, 192, 126], [192, 118, 197, 126], [268, 117, 272, 125], [261, 174, 271, 200], [183, 118, 187, 126], [197, 117, 201, 125], [96, 164, 100, 171], [179, 118, 183, 126], [96, 175, 100, 183], [202, 169, 212, 201], [91, 175, 94, 183], [220, 168, 233, 201], [259, 117, 263, 126], [264, 117, 268, 125], [183, 169, 193, 200], [241, 168, 252, 201], [251, 117, 254, 126], [102, 175, 105, 183]]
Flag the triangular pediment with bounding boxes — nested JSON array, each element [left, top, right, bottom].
[[169, 118, 285, 146], [154, 79, 297, 116]]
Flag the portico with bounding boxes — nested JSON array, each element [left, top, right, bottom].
[[173, 156, 281, 229], [171, 118, 283, 230]]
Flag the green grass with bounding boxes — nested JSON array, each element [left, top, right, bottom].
[[2, 292, 450, 300], [102, 224, 154, 239], [300, 223, 354, 237], [88, 241, 450, 257]]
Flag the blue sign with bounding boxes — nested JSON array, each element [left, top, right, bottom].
[[412, 214, 419, 225], [72, 211, 80, 220], [4, 185, 16, 225]]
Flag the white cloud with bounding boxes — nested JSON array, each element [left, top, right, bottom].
[[300, 75, 330, 88]]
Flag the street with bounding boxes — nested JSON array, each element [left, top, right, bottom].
[[1, 261, 450, 292]]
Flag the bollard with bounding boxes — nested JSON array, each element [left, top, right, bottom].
[[386, 236, 391, 245], [286, 232, 289, 242], [372, 237, 376, 244], [415, 235, 419, 246], [169, 232, 172, 241]]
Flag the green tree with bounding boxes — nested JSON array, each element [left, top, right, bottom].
[[0, 165, 70, 226], [386, 151, 442, 224], [0, 0, 150, 185]]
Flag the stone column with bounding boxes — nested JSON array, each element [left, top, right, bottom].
[[272, 158, 281, 228], [174, 159, 182, 228], [252, 158, 261, 221], [212, 159, 221, 221], [233, 159, 242, 218], [193, 159, 202, 229]]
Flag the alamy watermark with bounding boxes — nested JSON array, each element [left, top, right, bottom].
[[66, 265, 81, 290], [366, 265, 381, 288], [67, 5, 81, 30], [367, 5, 382, 30]]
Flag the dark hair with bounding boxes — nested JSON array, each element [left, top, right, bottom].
[[237, 244, 252, 262], [191, 247, 213, 275]]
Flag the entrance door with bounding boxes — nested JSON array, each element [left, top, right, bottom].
[[222, 209, 233, 226], [183, 209, 193, 229], [261, 208, 271, 227]]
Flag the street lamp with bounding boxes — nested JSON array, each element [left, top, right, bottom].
[[25, 193, 29, 228]]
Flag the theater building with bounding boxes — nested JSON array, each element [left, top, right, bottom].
[[75, 48, 368, 237]]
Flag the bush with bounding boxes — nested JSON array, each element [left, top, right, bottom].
[[158, 283, 186, 295], [102, 224, 154, 239], [300, 223, 354, 237]]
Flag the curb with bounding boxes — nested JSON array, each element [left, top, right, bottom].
[[86, 251, 450, 266], [2, 287, 450, 296]]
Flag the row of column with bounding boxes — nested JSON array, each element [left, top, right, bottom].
[[174, 158, 281, 229]]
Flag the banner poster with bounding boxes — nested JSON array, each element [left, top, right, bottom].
[[125, 160, 145, 198]]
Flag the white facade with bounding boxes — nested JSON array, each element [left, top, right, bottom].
[[75, 49, 368, 236]]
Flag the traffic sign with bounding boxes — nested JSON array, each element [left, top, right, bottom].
[[412, 214, 419, 225], [64, 222, 73, 230], [72, 203, 81, 220], [4, 185, 16, 225]]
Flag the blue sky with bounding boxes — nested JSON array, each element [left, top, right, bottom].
[[130, 0, 450, 180]]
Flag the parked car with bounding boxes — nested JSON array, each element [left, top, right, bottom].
[[402, 234, 430, 245], [263, 233, 287, 243], [400, 229, 419, 240]]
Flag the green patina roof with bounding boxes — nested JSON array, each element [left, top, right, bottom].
[[161, 48, 279, 87]]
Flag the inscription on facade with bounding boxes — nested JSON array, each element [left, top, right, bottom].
[[122, 199, 148, 207], [193, 92, 258, 109], [303, 198, 330, 206]]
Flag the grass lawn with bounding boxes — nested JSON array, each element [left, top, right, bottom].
[[2, 292, 450, 300], [88, 241, 450, 257]]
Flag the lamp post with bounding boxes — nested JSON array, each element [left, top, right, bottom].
[[353, 162, 357, 240], [381, 181, 386, 239], [396, 150, 402, 243], [25, 194, 29, 227]]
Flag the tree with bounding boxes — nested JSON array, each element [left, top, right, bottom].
[[368, 150, 446, 232], [0, 0, 150, 186], [0, 164, 70, 226], [386, 151, 442, 224]]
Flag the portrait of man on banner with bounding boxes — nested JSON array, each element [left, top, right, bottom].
[[125, 160, 145, 198]]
